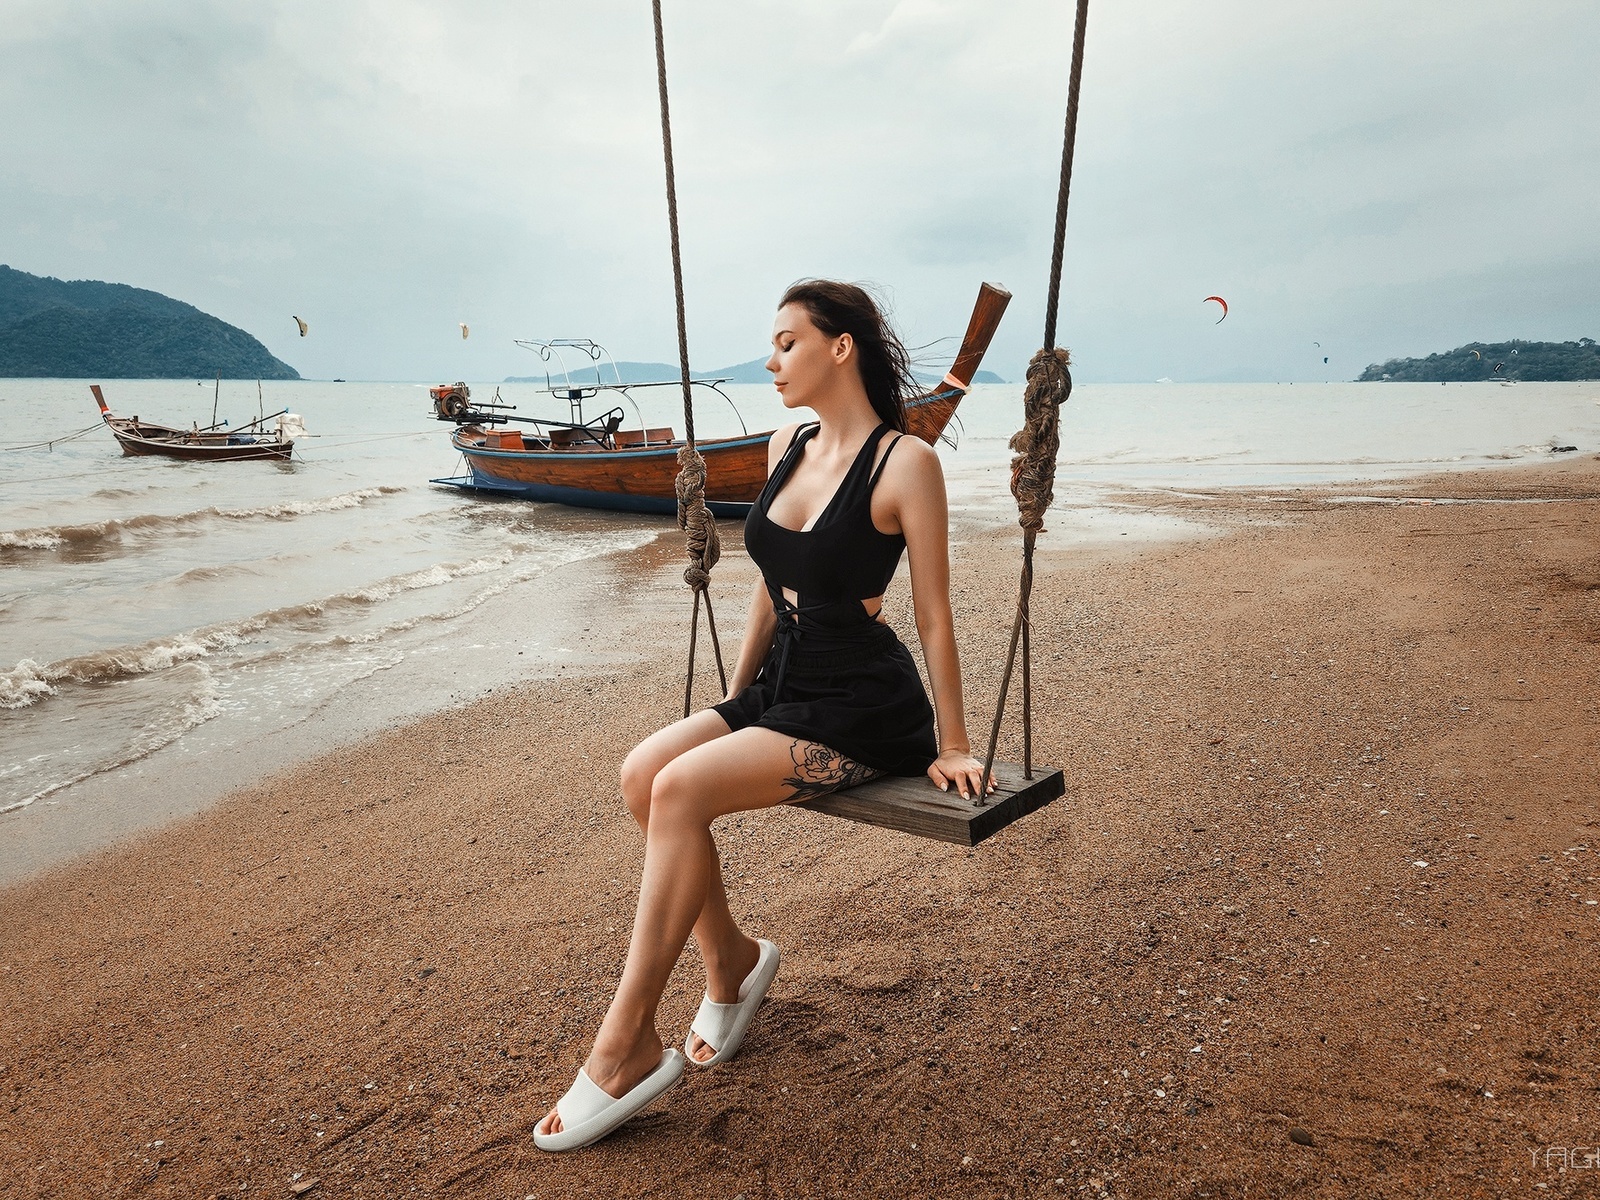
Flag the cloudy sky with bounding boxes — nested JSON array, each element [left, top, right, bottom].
[[3, 0, 1595, 382]]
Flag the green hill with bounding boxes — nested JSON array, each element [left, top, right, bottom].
[[0, 265, 299, 379], [1358, 338, 1600, 382]]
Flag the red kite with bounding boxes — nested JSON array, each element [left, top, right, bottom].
[[1203, 295, 1228, 323]]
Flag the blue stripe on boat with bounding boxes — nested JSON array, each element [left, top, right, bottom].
[[429, 475, 752, 518]]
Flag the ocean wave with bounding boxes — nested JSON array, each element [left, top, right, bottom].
[[0, 486, 406, 552], [0, 661, 55, 710], [344, 552, 516, 603], [169, 561, 266, 585], [229, 550, 594, 663], [1, 622, 266, 709], [0, 668, 223, 814], [221, 534, 651, 672], [1075, 449, 1254, 465], [0, 543, 585, 710]]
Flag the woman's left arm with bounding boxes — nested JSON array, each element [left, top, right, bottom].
[[883, 437, 994, 799]]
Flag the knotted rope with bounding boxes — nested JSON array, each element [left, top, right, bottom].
[[675, 445, 721, 590], [979, 0, 1088, 801], [654, 0, 726, 716], [1010, 347, 1070, 534]]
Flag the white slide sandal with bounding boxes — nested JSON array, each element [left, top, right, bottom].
[[686, 938, 781, 1066], [533, 1048, 687, 1152]]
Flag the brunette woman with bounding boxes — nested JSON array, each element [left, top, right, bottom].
[[536, 280, 991, 1150]]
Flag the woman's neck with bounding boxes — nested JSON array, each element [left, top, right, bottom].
[[805, 381, 880, 455]]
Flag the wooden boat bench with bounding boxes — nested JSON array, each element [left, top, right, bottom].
[[550, 413, 625, 448], [613, 427, 677, 448]]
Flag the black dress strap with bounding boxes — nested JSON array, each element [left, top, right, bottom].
[[866, 433, 905, 491]]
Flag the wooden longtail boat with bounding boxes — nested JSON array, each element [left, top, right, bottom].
[[430, 282, 1012, 516], [92, 385, 303, 462]]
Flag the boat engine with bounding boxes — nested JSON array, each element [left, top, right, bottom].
[[431, 382, 471, 420], [276, 413, 308, 442]]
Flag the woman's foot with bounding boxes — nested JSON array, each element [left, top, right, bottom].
[[687, 933, 763, 1063], [536, 1025, 667, 1137]]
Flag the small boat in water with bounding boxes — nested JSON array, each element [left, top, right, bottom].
[[93, 385, 306, 462], [430, 282, 1012, 516]]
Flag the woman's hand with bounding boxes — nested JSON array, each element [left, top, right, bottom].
[[927, 749, 994, 800]]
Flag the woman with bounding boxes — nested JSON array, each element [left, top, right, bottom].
[[535, 279, 992, 1151]]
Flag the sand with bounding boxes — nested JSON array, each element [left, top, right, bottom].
[[2, 456, 1598, 1198]]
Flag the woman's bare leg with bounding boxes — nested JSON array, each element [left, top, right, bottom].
[[538, 729, 879, 1135], [619, 711, 760, 1024]]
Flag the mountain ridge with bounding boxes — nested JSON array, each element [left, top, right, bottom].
[[1358, 338, 1599, 382], [0, 265, 299, 379]]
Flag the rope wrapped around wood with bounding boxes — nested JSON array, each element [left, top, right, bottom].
[[1010, 346, 1072, 532], [675, 443, 721, 590]]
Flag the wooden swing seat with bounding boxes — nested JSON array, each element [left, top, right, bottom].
[[799, 760, 1064, 846]]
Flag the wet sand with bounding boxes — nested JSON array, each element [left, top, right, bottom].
[[2, 456, 1598, 1198], [0, 529, 689, 888]]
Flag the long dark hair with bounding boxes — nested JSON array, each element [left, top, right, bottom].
[[779, 279, 918, 433]]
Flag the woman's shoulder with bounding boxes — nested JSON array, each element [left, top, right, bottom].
[[766, 421, 812, 471], [871, 432, 945, 537], [872, 431, 944, 510], [879, 430, 941, 478]]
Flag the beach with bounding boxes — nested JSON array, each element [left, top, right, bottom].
[[2, 452, 1597, 1197]]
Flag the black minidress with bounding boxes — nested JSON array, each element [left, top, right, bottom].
[[712, 620, 937, 777]]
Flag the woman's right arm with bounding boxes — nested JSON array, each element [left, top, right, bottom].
[[725, 578, 776, 698], [723, 422, 798, 700]]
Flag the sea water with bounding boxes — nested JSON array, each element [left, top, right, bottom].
[[2, 376, 1597, 869]]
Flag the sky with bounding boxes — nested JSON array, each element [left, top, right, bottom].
[[3, 0, 1596, 383]]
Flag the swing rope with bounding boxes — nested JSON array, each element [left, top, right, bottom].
[[652, 0, 727, 717], [978, 0, 1088, 802]]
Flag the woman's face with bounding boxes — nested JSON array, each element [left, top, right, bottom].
[[766, 303, 851, 410]]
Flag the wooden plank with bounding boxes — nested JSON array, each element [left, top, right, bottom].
[[946, 282, 1013, 388], [798, 760, 1063, 846]]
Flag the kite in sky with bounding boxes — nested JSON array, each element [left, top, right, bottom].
[[460, 323, 470, 340], [293, 316, 308, 337], [1203, 295, 1228, 323]]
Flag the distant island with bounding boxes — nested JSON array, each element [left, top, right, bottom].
[[1358, 338, 1599, 382], [0, 265, 299, 379], [507, 358, 1005, 386]]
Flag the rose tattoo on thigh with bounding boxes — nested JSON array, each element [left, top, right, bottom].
[[780, 740, 883, 803]]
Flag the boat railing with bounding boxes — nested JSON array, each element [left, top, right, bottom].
[[512, 338, 748, 439]]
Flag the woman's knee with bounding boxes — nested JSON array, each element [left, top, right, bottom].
[[648, 758, 714, 832], [619, 745, 657, 826]]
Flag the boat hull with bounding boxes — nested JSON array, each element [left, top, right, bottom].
[[109, 427, 294, 461], [441, 431, 770, 516], [91, 386, 294, 461], [438, 387, 965, 516]]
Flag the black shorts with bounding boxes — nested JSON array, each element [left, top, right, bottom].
[[712, 625, 937, 777]]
